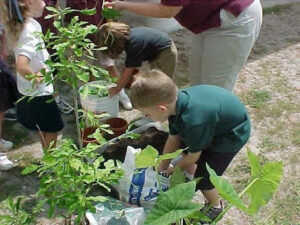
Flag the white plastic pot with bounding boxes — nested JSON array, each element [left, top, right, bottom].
[[80, 81, 119, 119]]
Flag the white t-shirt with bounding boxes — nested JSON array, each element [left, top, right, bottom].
[[14, 18, 53, 96]]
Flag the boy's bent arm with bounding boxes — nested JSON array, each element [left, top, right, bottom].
[[106, 65, 119, 79], [158, 134, 181, 171], [169, 151, 201, 174]]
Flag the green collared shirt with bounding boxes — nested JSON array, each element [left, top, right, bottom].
[[168, 85, 251, 153]]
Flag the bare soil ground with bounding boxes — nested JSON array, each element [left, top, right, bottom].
[[1, 2, 299, 224]]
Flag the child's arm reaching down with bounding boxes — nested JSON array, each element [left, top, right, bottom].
[[109, 67, 135, 96], [167, 151, 201, 175], [158, 134, 182, 172]]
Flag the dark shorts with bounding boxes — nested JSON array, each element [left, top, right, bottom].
[[17, 95, 64, 132], [0, 59, 19, 112], [195, 148, 238, 190]]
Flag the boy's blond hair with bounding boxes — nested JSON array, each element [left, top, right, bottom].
[[97, 22, 130, 59], [0, 0, 29, 49], [130, 70, 178, 108]]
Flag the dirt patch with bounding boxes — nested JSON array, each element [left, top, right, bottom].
[[102, 127, 168, 162]]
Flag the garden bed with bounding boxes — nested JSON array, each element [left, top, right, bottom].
[[102, 126, 168, 163]]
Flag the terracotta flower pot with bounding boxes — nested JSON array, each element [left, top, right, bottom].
[[82, 127, 98, 147], [105, 117, 128, 139]]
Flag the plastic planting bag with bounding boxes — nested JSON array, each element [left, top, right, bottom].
[[86, 197, 146, 225], [114, 146, 171, 209]]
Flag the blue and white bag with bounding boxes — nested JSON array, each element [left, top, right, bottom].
[[114, 146, 170, 209]]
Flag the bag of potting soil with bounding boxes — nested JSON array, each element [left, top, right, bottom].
[[114, 146, 171, 209], [85, 197, 146, 225]]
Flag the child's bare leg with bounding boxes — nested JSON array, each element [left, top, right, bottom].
[[201, 188, 220, 207], [39, 131, 58, 149]]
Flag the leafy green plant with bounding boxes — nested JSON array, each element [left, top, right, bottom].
[[0, 196, 35, 225], [135, 146, 283, 225], [79, 83, 110, 98], [19, 6, 124, 225], [210, 148, 283, 223], [22, 139, 123, 224]]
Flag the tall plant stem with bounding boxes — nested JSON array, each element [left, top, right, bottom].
[[73, 89, 83, 149], [213, 178, 258, 223]]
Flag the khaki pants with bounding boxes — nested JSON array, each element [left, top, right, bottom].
[[190, 0, 263, 91], [150, 41, 178, 80]]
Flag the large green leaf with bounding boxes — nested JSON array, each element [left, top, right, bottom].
[[145, 181, 200, 225], [101, 7, 121, 19], [261, 162, 283, 183], [246, 162, 283, 214], [135, 145, 159, 168], [159, 149, 183, 161], [247, 148, 260, 178], [206, 164, 249, 212], [170, 166, 186, 189], [246, 179, 278, 214]]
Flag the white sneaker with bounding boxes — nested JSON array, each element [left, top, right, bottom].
[[0, 139, 13, 152], [134, 117, 154, 127], [119, 89, 133, 110], [0, 153, 13, 171]]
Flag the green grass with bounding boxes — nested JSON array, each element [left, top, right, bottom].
[[244, 90, 272, 108], [291, 124, 300, 146], [257, 137, 277, 152], [263, 4, 290, 15]]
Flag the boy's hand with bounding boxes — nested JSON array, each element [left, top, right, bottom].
[[157, 160, 171, 172], [165, 165, 174, 175]]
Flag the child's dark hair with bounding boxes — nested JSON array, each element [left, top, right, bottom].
[[0, 0, 29, 48], [97, 22, 130, 59]]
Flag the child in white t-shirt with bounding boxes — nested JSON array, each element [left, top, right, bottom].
[[0, 0, 64, 149]]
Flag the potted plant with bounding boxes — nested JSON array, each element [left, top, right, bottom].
[[79, 81, 119, 120], [105, 117, 128, 139]]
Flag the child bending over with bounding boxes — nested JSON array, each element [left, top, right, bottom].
[[129, 69, 251, 222], [97, 22, 178, 110]]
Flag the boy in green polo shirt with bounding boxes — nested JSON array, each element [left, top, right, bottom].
[[129, 69, 251, 222]]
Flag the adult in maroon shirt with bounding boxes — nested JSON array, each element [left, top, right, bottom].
[[108, 0, 262, 91]]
